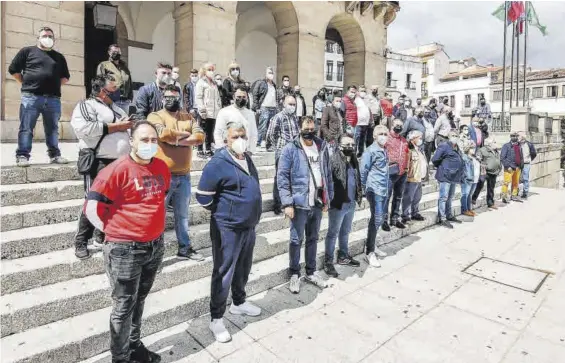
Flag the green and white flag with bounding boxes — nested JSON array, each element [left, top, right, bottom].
[[527, 1, 548, 36]]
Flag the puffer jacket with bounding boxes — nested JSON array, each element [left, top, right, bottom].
[[478, 146, 502, 175], [277, 137, 334, 210], [432, 142, 465, 183], [195, 77, 222, 119], [360, 143, 390, 197]]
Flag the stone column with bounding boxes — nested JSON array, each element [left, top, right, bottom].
[[296, 33, 326, 115], [173, 2, 193, 78], [2, 1, 85, 141], [509, 106, 531, 134]]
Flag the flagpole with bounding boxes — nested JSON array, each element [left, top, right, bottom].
[[522, 1, 528, 106], [501, 1, 508, 121], [515, 20, 520, 107], [510, 19, 515, 109]]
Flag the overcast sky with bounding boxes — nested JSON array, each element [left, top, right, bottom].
[[387, 1, 564, 70]]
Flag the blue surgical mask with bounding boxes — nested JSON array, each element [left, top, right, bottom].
[[136, 142, 158, 160]]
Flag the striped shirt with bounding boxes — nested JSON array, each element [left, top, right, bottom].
[[266, 110, 300, 156]]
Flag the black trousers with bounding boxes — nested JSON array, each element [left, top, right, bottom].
[[75, 158, 115, 248], [198, 118, 216, 152], [472, 178, 485, 203], [210, 218, 256, 319], [484, 173, 497, 207], [273, 155, 281, 212]]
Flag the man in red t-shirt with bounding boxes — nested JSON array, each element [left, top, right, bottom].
[[84, 121, 171, 363]]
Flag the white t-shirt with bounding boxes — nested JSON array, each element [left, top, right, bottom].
[[213, 105, 258, 153], [302, 141, 322, 207], [296, 96, 304, 117], [472, 157, 481, 183], [229, 151, 249, 174], [355, 97, 371, 126], [262, 83, 277, 108]]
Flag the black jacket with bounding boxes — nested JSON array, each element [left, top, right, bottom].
[[330, 151, 362, 210], [252, 79, 277, 111], [221, 77, 247, 107]]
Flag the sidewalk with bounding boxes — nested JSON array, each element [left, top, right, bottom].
[[81, 187, 565, 363]]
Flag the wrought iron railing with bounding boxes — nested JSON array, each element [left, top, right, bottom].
[[491, 113, 511, 132], [386, 79, 397, 88]]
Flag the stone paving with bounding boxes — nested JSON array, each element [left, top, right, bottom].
[[76, 186, 565, 363]]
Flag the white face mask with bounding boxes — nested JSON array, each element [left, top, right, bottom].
[[283, 81, 290, 87], [206, 70, 214, 79], [359, 92, 367, 98], [377, 135, 388, 146], [136, 142, 158, 160], [191, 75, 198, 83], [158, 74, 171, 86], [39, 37, 54, 49], [215, 79, 222, 86], [284, 105, 296, 114], [266, 73, 274, 80], [231, 69, 240, 77], [231, 138, 247, 155], [416, 139, 423, 146], [171, 72, 179, 81]]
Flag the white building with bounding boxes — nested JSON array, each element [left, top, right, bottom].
[[323, 40, 344, 92], [397, 42, 450, 102], [490, 68, 565, 118], [384, 50, 422, 101]]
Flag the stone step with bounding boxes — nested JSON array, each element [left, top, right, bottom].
[[0, 175, 275, 207], [0, 185, 501, 335], [0, 192, 500, 363], [0, 167, 276, 232], [0, 153, 276, 185]]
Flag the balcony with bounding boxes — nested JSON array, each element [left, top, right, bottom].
[[421, 90, 428, 98], [406, 81, 416, 90], [386, 79, 397, 89]]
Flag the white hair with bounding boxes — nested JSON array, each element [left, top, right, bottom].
[[407, 130, 423, 141], [222, 121, 246, 140]]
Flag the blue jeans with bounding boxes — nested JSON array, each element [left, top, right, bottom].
[[438, 182, 457, 220], [325, 202, 356, 261], [289, 206, 323, 276], [521, 163, 531, 195], [257, 106, 277, 147], [384, 173, 408, 222], [460, 182, 472, 213], [16, 93, 62, 159], [401, 181, 422, 219], [165, 173, 192, 254], [354, 125, 370, 156], [366, 191, 387, 254]]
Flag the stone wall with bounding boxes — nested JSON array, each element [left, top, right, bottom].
[[529, 143, 562, 189], [1, 1, 85, 142]]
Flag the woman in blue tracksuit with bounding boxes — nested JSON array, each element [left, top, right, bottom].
[[196, 122, 262, 344]]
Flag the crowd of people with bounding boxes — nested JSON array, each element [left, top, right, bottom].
[[8, 27, 538, 363]]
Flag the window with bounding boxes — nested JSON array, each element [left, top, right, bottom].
[[547, 85, 558, 97], [422, 62, 429, 76], [563, 85, 565, 97], [387, 71, 392, 82], [336, 44, 343, 54], [406, 74, 414, 89], [464, 94, 471, 108], [518, 88, 524, 100], [336, 62, 344, 82], [326, 61, 334, 81], [532, 87, 543, 98], [450, 95, 455, 107], [477, 93, 484, 103], [325, 41, 334, 53], [493, 90, 502, 101]]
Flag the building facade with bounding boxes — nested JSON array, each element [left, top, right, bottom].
[[384, 50, 422, 101], [323, 39, 344, 92], [0, 1, 399, 141]]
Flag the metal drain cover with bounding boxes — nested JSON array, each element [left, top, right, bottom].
[[462, 257, 550, 293]]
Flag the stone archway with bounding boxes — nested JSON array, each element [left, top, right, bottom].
[[325, 13, 366, 89], [235, 1, 299, 85]]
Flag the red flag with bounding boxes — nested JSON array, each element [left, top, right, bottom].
[[508, 1, 525, 23]]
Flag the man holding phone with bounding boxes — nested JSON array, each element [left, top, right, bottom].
[[71, 75, 134, 259], [147, 85, 206, 260]]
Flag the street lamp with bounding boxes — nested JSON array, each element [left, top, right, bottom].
[[93, 2, 118, 31]]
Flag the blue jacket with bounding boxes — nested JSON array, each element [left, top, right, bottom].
[[360, 143, 389, 197], [277, 137, 334, 210], [195, 148, 262, 229], [135, 82, 163, 118], [432, 142, 465, 183], [500, 142, 524, 170]]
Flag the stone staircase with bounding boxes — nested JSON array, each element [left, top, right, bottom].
[[0, 152, 505, 363]]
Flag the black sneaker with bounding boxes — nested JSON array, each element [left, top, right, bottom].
[[75, 245, 90, 260], [197, 151, 208, 159], [324, 262, 339, 278], [401, 217, 411, 224], [521, 193, 528, 200], [447, 216, 462, 224], [412, 214, 425, 221], [381, 221, 391, 232], [502, 197, 509, 204], [273, 207, 283, 215], [177, 247, 205, 261], [337, 254, 361, 267], [394, 220, 406, 229], [130, 341, 161, 363], [511, 196, 523, 203], [206, 150, 214, 157], [439, 220, 453, 229]]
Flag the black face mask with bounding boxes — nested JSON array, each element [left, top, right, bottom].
[[416, 100, 422, 105], [511, 137, 518, 143], [393, 126, 402, 133], [341, 147, 354, 156], [372, 91, 378, 96], [110, 52, 121, 61], [480, 101, 486, 105], [164, 99, 180, 112], [235, 98, 247, 108], [301, 130, 315, 140]]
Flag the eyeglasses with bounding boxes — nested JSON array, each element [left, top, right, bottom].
[[376, 132, 388, 136], [341, 143, 354, 148], [163, 95, 180, 101], [235, 96, 247, 100], [286, 103, 296, 106]]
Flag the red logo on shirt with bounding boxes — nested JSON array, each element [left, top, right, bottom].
[[134, 175, 166, 197]]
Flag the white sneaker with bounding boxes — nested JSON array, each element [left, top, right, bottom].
[[304, 272, 327, 289], [374, 247, 388, 257], [50, 156, 69, 164], [209, 318, 231, 343], [91, 240, 104, 249], [365, 252, 382, 268], [289, 274, 300, 294], [229, 301, 261, 317]]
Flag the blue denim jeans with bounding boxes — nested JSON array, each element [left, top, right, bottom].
[[289, 206, 323, 276], [521, 163, 531, 195], [165, 173, 192, 254], [401, 181, 422, 219], [366, 191, 387, 254], [354, 125, 370, 156], [460, 182, 472, 213], [257, 106, 277, 147], [16, 93, 62, 159], [438, 182, 457, 220], [324, 202, 356, 261], [384, 173, 408, 222]]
